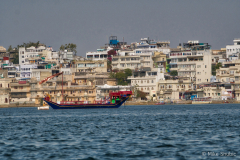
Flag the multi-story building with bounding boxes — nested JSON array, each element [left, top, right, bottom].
[[19, 46, 46, 65], [30, 73, 97, 104], [169, 41, 212, 84], [31, 69, 52, 81], [112, 55, 142, 70], [215, 60, 240, 100], [86, 47, 113, 61], [198, 82, 231, 100], [128, 67, 165, 100], [59, 50, 74, 63], [4, 65, 20, 79], [76, 60, 107, 73], [216, 60, 240, 83], [157, 76, 196, 101], [226, 38, 240, 58], [10, 80, 31, 103], [20, 64, 37, 79]]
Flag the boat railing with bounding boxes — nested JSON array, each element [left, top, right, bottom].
[[60, 101, 85, 105], [59, 100, 112, 105]]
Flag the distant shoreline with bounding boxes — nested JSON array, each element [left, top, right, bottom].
[[1, 100, 239, 108]]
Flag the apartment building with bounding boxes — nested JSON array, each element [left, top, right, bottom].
[[215, 60, 240, 100], [86, 47, 113, 61], [76, 60, 107, 73], [226, 38, 240, 58], [59, 50, 74, 63], [112, 55, 142, 70], [169, 41, 212, 84], [128, 67, 165, 100], [198, 82, 231, 100], [19, 46, 46, 65], [216, 60, 240, 83], [20, 64, 37, 79], [3, 65, 20, 79]]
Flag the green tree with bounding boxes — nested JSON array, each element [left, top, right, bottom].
[[7, 45, 12, 52], [107, 60, 112, 72], [216, 62, 222, 69], [124, 68, 132, 83], [212, 62, 222, 76], [136, 90, 147, 99], [109, 72, 116, 78], [60, 43, 77, 56], [109, 68, 132, 85], [170, 70, 178, 76], [124, 68, 132, 77], [116, 72, 128, 85], [12, 53, 19, 64], [60, 45, 65, 51], [40, 98, 43, 106]]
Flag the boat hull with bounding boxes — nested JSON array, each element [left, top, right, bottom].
[[43, 97, 129, 109]]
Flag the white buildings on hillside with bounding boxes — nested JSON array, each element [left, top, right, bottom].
[[19, 46, 46, 65], [20, 64, 37, 79], [59, 50, 74, 63], [86, 47, 113, 61], [226, 38, 240, 58]]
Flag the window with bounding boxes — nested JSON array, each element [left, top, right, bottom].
[[22, 61, 24, 63], [205, 65, 207, 68]]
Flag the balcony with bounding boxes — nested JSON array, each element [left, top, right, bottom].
[[11, 89, 29, 93], [11, 95, 27, 98], [10, 83, 30, 87], [30, 87, 41, 91]]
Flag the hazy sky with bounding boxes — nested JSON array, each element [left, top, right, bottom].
[[1, 0, 240, 56]]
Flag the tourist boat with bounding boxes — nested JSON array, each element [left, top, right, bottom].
[[43, 91, 132, 109], [40, 72, 132, 109], [192, 97, 212, 104]]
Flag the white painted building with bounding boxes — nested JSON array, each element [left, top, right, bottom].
[[59, 50, 74, 63], [19, 46, 46, 65], [226, 38, 240, 58], [86, 47, 113, 61], [20, 64, 37, 79]]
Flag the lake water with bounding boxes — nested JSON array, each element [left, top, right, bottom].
[[0, 104, 240, 159]]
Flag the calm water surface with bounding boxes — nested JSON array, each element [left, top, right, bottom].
[[0, 104, 240, 160]]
